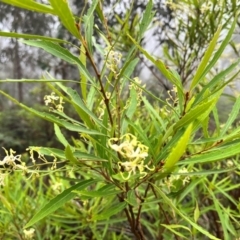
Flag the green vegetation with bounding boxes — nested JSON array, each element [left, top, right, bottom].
[[0, 0, 240, 239]]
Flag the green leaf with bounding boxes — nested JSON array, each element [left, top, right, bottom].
[[164, 124, 192, 171], [36, 147, 107, 162], [20, 40, 93, 83], [126, 190, 138, 207], [1, 0, 55, 14], [174, 98, 216, 131], [74, 150, 107, 162], [157, 127, 187, 163], [127, 34, 184, 99], [84, 0, 98, 55], [194, 202, 200, 223], [0, 31, 67, 43], [80, 44, 87, 101], [54, 123, 69, 147], [155, 60, 184, 99], [75, 184, 122, 198], [199, 16, 237, 84], [207, 188, 232, 240], [92, 202, 127, 220], [120, 58, 139, 80], [160, 224, 190, 239], [194, 58, 240, 105], [49, 0, 80, 39], [179, 140, 240, 165], [138, 0, 155, 40], [190, 26, 222, 90], [121, 85, 138, 133], [191, 16, 237, 91], [24, 179, 97, 228], [142, 97, 166, 132], [177, 178, 204, 204], [65, 145, 78, 164], [0, 90, 103, 135], [55, 83, 104, 129], [34, 111, 101, 135], [151, 184, 221, 240], [220, 96, 240, 136]]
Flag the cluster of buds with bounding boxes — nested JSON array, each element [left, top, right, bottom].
[[128, 77, 145, 107], [104, 46, 122, 77], [44, 92, 64, 112], [23, 228, 35, 239], [27, 146, 57, 170], [108, 133, 154, 180], [163, 167, 191, 191]]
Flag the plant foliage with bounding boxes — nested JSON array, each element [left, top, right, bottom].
[[0, 0, 240, 239]]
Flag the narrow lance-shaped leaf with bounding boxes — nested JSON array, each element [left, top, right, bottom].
[[0, 31, 67, 43], [199, 16, 237, 83], [55, 82, 104, 128], [65, 145, 78, 164], [24, 179, 97, 228], [34, 147, 107, 162], [0, 90, 103, 135], [49, 0, 80, 39], [220, 96, 240, 136], [92, 202, 127, 220], [207, 188, 234, 239], [21, 40, 94, 83], [121, 85, 138, 134], [75, 184, 122, 198], [174, 98, 215, 131], [164, 124, 192, 171], [179, 140, 240, 165], [160, 225, 190, 239], [193, 58, 240, 105], [1, 0, 55, 14], [80, 44, 87, 101], [190, 26, 222, 90], [138, 0, 155, 40], [84, 0, 98, 55], [54, 123, 69, 147]]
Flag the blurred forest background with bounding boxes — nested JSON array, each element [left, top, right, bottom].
[[0, 0, 240, 156]]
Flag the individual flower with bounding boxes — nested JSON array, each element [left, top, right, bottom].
[[108, 133, 154, 180]]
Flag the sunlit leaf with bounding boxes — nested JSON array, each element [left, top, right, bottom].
[[164, 124, 192, 171]]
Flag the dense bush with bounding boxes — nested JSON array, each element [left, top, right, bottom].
[[0, 0, 240, 239]]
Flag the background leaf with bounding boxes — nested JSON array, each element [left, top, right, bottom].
[[25, 179, 97, 228]]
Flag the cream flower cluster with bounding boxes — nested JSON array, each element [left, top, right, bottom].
[[44, 92, 64, 112], [23, 228, 35, 239], [0, 148, 27, 186], [104, 47, 122, 76], [164, 167, 191, 191], [129, 77, 145, 107], [108, 133, 154, 180]]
